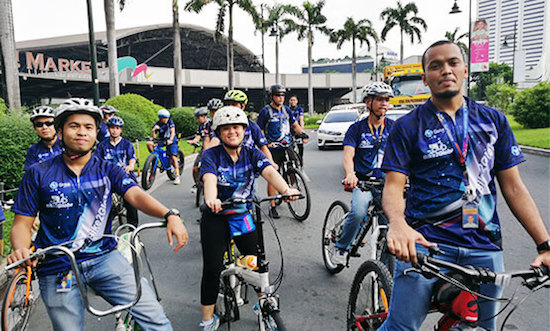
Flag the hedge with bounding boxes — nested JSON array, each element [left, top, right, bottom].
[[0, 98, 7, 116], [117, 111, 148, 141], [103, 93, 164, 129], [170, 107, 197, 138], [0, 115, 36, 192], [511, 82, 550, 129]]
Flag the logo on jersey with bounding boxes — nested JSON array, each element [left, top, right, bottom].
[[49, 181, 71, 190], [511, 146, 520, 156], [423, 140, 453, 159], [358, 133, 374, 149], [46, 193, 73, 208], [424, 129, 433, 138], [257, 160, 264, 168], [122, 178, 135, 186]]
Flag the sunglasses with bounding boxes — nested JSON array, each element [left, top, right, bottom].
[[273, 93, 285, 97], [33, 121, 54, 128]]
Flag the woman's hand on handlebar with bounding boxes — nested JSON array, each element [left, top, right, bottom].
[[282, 188, 301, 202], [7, 248, 36, 268], [206, 198, 223, 213]]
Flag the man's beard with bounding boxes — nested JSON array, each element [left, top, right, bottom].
[[433, 89, 460, 99]]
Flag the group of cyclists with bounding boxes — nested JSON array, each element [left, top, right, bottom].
[[3, 40, 550, 331]]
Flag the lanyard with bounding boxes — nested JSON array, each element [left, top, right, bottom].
[[368, 120, 385, 145]]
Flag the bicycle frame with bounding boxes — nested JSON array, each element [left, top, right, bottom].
[[150, 144, 173, 173]]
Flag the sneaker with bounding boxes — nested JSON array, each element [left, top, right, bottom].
[[200, 315, 220, 331], [333, 249, 348, 266], [253, 302, 261, 315], [173, 176, 181, 185], [269, 207, 280, 219], [190, 183, 197, 194]]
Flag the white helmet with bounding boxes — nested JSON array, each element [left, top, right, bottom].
[[212, 106, 249, 131], [30, 105, 56, 122], [158, 108, 171, 118], [54, 98, 103, 130], [361, 82, 394, 101]]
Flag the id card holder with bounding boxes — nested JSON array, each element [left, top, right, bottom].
[[462, 201, 479, 229], [56, 271, 73, 293]]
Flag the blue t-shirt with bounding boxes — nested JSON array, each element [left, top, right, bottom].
[[343, 117, 394, 179], [0, 208, 4, 222], [154, 119, 178, 143], [381, 97, 525, 250], [197, 119, 213, 146], [13, 154, 137, 276], [289, 105, 304, 121], [95, 138, 137, 180], [24, 138, 63, 171], [200, 145, 271, 214], [98, 122, 110, 142], [256, 105, 297, 145]]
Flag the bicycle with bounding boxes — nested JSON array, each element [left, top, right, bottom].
[[270, 141, 311, 222], [189, 141, 203, 207], [322, 178, 394, 274], [200, 194, 303, 331], [141, 138, 185, 190], [346, 245, 550, 331], [110, 193, 127, 227], [3, 221, 168, 330]]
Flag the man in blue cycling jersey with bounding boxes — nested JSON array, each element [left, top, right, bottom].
[[198, 106, 300, 330], [257, 84, 308, 218], [8, 98, 188, 331], [288, 95, 305, 166], [24, 106, 63, 171], [95, 116, 139, 227], [332, 82, 395, 266], [147, 108, 181, 185], [380, 41, 550, 330], [98, 105, 119, 142]]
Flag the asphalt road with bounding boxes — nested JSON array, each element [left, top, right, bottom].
[[26, 132, 549, 330]]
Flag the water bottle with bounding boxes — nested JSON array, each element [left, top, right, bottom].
[[236, 255, 258, 270]]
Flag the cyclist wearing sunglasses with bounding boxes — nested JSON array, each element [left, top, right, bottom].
[[24, 106, 63, 171]]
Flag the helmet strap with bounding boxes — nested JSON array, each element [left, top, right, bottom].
[[60, 132, 96, 161], [41, 133, 57, 142]]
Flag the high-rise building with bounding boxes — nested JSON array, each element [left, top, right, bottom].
[[477, 0, 549, 86]]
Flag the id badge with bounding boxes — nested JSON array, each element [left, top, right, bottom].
[[56, 271, 73, 293], [462, 201, 479, 229]]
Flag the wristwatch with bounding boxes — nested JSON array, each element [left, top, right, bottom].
[[536, 240, 550, 254], [164, 209, 180, 221]]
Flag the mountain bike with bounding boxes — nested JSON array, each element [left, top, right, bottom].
[[270, 141, 311, 221], [346, 245, 550, 331], [322, 178, 395, 274], [141, 138, 184, 190], [200, 194, 302, 331]]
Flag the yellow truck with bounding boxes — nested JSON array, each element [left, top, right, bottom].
[[383, 63, 431, 109]]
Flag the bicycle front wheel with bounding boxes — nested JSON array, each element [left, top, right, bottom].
[[167, 149, 185, 180], [214, 278, 239, 326], [1, 269, 33, 331], [259, 310, 286, 331], [347, 260, 392, 331], [285, 168, 311, 221], [195, 183, 203, 207], [141, 153, 158, 190], [322, 201, 349, 274]]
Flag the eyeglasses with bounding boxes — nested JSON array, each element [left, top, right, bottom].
[[33, 121, 54, 128], [273, 93, 285, 97]]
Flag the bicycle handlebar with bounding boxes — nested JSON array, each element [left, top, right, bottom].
[[5, 221, 168, 317], [199, 194, 304, 213]]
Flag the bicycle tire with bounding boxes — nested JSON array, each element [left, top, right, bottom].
[[214, 277, 239, 327], [141, 153, 158, 190], [195, 183, 202, 208], [259, 310, 286, 331], [167, 149, 185, 181], [285, 168, 311, 221], [322, 201, 349, 274], [347, 260, 393, 331], [1, 269, 33, 331], [111, 194, 127, 227]]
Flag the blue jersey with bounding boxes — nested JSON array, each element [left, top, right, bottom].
[[13, 154, 138, 276], [289, 105, 304, 121], [381, 97, 525, 250], [98, 122, 110, 142], [0, 208, 4, 222], [257, 105, 296, 145], [196, 119, 213, 145], [95, 138, 137, 180], [343, 117, 394, 179], [200, 145, 271, 214], [154, 119, 178, 143], [24, 138, 63, 171]]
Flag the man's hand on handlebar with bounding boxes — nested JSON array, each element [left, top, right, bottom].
[[7, 248, 36, 268], [166, 215, 189, 253], [282, 188, 301, 202], [343, 173, 359, 190], [531, 250, 550, 268], [386, 218, 435, 265], [206, 198, 223, 213]]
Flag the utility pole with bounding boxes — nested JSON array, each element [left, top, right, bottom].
[[86, 0, 100, 105]]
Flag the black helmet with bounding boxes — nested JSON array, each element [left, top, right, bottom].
[[269, 84, 286, 96]]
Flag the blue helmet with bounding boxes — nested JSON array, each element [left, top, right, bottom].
[[158, 108, 170, 118], [107, 116, 124, 127]]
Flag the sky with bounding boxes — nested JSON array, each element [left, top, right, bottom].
[[12, 0, 477, 74]]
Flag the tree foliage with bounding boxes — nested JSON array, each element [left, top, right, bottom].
[[511, 82, 550, 129], [445, 27, 468, 56], [485, 83, 516, 113], [470, 63, 513, 100]]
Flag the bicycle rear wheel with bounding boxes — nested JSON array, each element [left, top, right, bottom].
[[1, 269, 33, 331], [141, 154, 158, 190], [347, 260, 392, 331], [285, 168, 311, 221], [322, 201, 349, 274]]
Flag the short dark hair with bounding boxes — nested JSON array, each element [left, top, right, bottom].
[[289, 95, 298, 100], [421, 40, 465, 71]]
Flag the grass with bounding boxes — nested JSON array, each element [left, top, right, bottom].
[[507, 116, 550, 149], [1, 210, 14, 256]]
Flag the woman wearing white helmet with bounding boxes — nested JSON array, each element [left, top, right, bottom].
[[24, 105, 63, 171], [197, 106, 300, 330], [147, 108, 181, 184]]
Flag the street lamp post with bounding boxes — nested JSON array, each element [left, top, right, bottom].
[[450, 0, 472, 96], [269, 24, 280, 84], [261, 4, 267, 104], [503, 21, 517, 83], [86, 0, 100, 105]]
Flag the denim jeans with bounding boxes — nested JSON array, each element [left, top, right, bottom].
[[379, 243, 504, 331], [335, 188, 373, 251], [38, 250, 172, 331]]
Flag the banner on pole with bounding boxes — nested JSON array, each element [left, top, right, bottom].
[[470, 19, 490, 72]]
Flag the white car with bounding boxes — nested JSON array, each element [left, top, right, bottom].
[[385, 109, 411, 122], [317, 108, 359, 149]]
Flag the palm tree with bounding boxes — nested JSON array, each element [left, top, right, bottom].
[[445, 27, 469, 57], [104, 0, 126, 98], [281, 1, 330, 115], [185, 0, 259, 90], [380, 0, 427, 64], [173, 0, 182, 107], [329, 17, 378, 103], [263, 3, 293, 84], [0, 0, 21, 112]]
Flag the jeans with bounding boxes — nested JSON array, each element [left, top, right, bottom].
[[379, 243, 504, 331], [335, 188, 373, 251], [38, 250, 172, 331]]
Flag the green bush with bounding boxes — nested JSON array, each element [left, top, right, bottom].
[[511, 82, 550, 129], [103, 93, 163, 129], [170, 107, 197, 138], [304, 113, 325, 126], [0, 115, 37, 191], [486, 83, 517, 113], [118, 112, 148, 141], [0, 98, 7, 116]]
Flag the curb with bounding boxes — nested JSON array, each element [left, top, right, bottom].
[[520, 145, 550, 157]]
